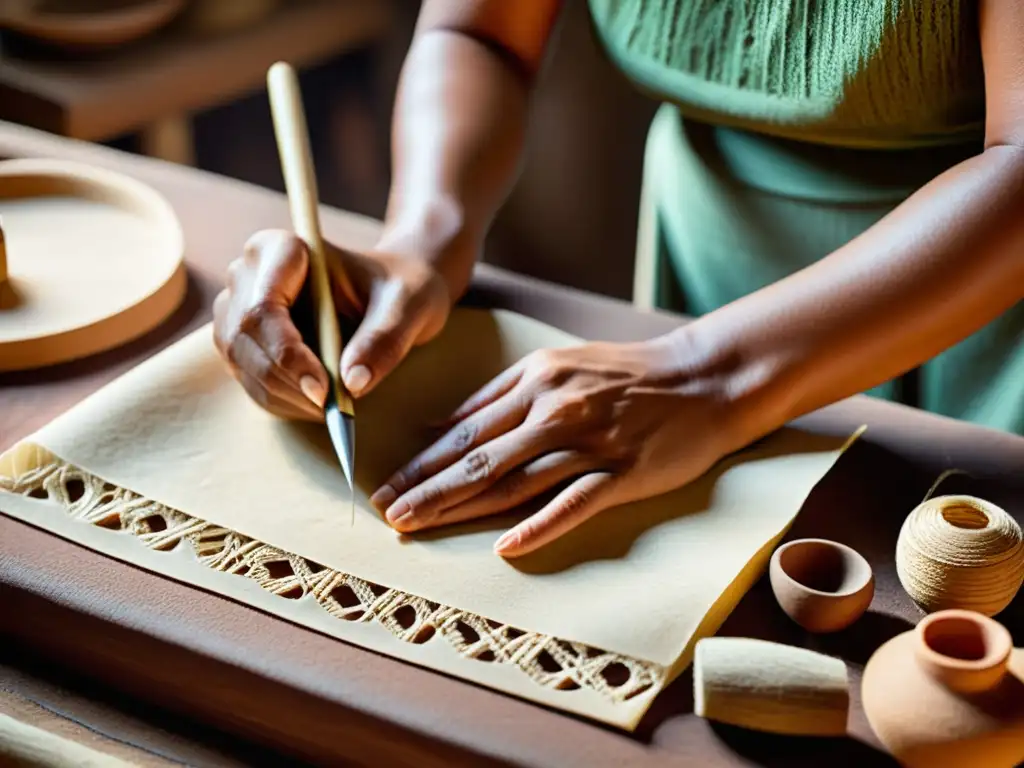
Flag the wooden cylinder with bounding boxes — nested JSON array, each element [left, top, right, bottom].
[[693, 637, 850, 736]]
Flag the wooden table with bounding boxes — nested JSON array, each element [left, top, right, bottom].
[[1, 120, 1022, 767], [0, 0, 395, 165]]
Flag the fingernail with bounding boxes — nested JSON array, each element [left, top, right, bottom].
[[300, 375, 326, 407], [494, 529, 519, 555], [385, 499, 413, 528], [370, 484, 397, 511], [346, 364, 372, 395]]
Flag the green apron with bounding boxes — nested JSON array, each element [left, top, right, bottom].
[[587, 0, 1024, 434]]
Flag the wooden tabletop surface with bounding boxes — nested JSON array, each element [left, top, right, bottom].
[[1, 120, 1022, 768]]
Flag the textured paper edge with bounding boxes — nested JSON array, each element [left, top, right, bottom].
[[0, 443, 663, 731], [0, 426, 866, 730]]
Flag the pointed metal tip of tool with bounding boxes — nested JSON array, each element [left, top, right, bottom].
[[325, 405, 356, 493]]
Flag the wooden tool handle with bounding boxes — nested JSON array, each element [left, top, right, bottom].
[[0, 711, 136, 767], [267, 61, 353, 413], [0, 216, 7, 288]]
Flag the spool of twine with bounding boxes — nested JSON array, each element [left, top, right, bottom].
[[896, 495, 1024, 616]]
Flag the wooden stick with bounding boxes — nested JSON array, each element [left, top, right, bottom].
[[0, 215, 7, 288], [0, 712, 136, 767], [266, 61, 354, 416]]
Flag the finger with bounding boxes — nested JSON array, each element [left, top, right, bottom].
[[237, 302, 328, 409], [236, 370, 321, 422], [339, 279, 426, 398], [244, 232, 327, 404], [401, 450, 595, 531], [245, 229, 310, 306], [212, 289, 231, 357], [431, 364, 524, 429], [220, 231, 329, 410], [384, 422, 563, 532], [370, 388, 530, 509], [227, 334, 323, 420], [493, 471, 619, 557]]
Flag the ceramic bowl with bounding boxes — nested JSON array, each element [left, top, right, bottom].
[[769, 538, 874, 633]]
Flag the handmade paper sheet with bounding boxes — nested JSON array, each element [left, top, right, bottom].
[[0, 308, 858, 729]]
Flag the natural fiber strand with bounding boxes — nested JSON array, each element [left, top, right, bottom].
[[896, 494, 1024, 616]]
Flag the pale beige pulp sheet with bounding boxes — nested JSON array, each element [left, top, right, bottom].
[[0, 308, 858, 729]]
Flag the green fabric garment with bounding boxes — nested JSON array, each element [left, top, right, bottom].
[[587, 0, 1024, 434], [587, 0, 986, 147]]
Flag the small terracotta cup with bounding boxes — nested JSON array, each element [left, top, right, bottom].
[[769, 538, 875, 633]]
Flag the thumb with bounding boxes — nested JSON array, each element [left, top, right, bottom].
[[340, 281, 425, 398]]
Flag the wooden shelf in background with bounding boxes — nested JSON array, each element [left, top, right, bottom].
[[0, 0, 395, 153]]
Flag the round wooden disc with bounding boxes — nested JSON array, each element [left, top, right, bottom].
[[0, 158, 186, 372]]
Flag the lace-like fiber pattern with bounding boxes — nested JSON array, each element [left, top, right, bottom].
[[1, 459, 664, 702]]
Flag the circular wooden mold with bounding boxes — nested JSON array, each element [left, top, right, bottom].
[[0, 158, 186, 372], [0, 0, 185, 51]]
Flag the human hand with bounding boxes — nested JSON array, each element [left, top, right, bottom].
[[213, 229, 452, 420], [369, 335, 747, 557]]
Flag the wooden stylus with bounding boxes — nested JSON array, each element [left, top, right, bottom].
[[266, 61, 356, 492]]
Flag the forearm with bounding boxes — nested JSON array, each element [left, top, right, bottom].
[[681, 145, 1024, 444], [375, 28, 538, 300]]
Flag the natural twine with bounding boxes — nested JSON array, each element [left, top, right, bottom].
[[896, 483, 1024, 615]]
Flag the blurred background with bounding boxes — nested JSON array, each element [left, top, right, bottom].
[[0, 0, 659, 300]]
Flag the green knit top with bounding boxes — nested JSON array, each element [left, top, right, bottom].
[[587, 0, 986, 148]]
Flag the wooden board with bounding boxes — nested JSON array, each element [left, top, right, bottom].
[[0, 0, 396, 142], [0, 0, 185, 51], [0, 157, 185, 372]]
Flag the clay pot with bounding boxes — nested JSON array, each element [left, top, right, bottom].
[[862, 609, 1024, 768], [896, 494, 1024, 616], [769, 538, 874, 633]]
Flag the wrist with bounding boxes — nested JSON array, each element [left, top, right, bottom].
[[375, 194, 481, 303], [661, 318, 799, 452]]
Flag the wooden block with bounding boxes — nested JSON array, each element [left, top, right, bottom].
[[694, 637, 850, 737]]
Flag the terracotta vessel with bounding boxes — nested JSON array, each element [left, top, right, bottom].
[[862, 609, 1024, 768], [769, 538, 874, 633]]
